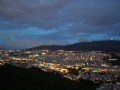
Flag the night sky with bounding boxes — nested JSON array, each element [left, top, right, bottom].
[[0, 0, 120, 49]]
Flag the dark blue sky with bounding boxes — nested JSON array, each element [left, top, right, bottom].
[[0, 0, 120, 49]]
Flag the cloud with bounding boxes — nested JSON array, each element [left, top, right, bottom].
[[0, 0, 120, 49]]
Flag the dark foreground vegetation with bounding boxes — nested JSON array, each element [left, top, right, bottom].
[[0, 64, 98, 90]]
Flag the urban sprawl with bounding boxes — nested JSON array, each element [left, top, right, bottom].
[[0, 50, 120, 89]]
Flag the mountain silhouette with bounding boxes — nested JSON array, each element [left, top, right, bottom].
[[28, 40, 120, 52]]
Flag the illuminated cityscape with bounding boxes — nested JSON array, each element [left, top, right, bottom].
[[0, 0, 120, 89], [0, 49, 120, 89]]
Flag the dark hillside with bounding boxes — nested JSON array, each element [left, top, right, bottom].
[[0, 64, 98, 90], [28, 40, 120, 52]]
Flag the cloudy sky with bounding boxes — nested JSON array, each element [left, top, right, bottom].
[[0, 0, 120, 49]]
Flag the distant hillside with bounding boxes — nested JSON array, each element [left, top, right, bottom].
[[0, 47, 5, 50], [0, 64, 98, 90], [28, 40, 120, 52]]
